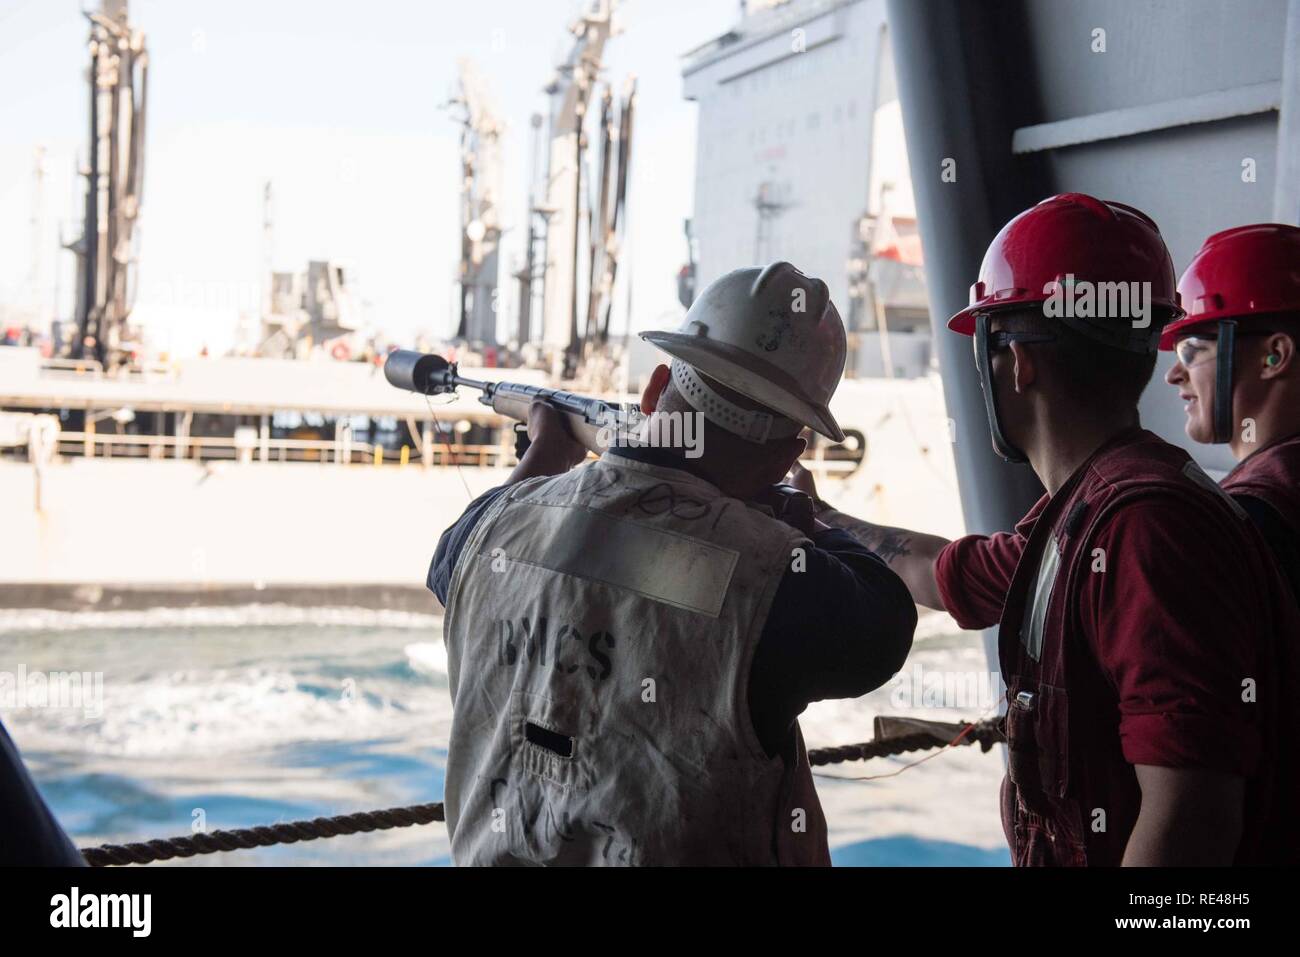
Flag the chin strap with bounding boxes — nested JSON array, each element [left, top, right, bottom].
[[974, 314, 1029, 465], [1212, 319, 1237, 444], [669, 359, 801, 444]]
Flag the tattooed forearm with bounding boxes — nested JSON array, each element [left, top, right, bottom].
[[824, 511, 913, 563], [817, 507, 951, 611], [870, 530, 913, 564]]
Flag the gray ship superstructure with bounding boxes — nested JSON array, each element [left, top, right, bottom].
[[682, 0, 929, 378]]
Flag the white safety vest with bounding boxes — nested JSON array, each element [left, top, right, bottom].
[[442, 452, 831, 866]]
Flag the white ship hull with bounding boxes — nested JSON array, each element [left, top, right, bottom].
[[1, 376, 963, 607]]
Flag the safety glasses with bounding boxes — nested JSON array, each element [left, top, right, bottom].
[[972, 314, 1032, 463], [986, 331, 1057, 351], [1173, 336, 1218, 368], [1174, 330, 1274, 368]]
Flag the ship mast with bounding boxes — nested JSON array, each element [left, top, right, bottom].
[[449, 59, 504, 348], [539, 0, 617, 378], [513, 113, 548, 349], [71, 0, 148, 369], [585, 76, 636, 348]]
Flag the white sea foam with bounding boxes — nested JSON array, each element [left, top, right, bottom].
[[0, 604, 442, 634], [3, 664, 437, 758], [4, 597, 1007, 862], [404, 642, 448, 675]]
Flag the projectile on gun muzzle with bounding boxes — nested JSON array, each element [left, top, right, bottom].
[[384, 350, 453, 395]]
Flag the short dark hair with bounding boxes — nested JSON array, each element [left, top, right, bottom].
[[991, 307, 1158, 408], [1261, 313, 1300, 343]]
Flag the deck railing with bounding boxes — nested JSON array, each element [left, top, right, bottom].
[[24, 431, 861, 474], [50, 431, 515, 467]]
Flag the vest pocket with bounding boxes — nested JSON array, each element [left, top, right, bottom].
[[1005, 679, 1086, 865], [511, 690, 588, 792], [506, 689, 645, 865], [1004, 679, 1071, 800], [1005, 680, 1048, 815], [525, 720, 574, 759]]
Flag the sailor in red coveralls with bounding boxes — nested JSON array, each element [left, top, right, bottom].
[[1162, 224, 1300, 604], [792, 194, 1300, 866]]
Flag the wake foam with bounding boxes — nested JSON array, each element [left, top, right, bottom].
[[0, 605, 442, 634]]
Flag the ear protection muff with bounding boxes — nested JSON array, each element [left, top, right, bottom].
[[1212, 319, 1237, 444]]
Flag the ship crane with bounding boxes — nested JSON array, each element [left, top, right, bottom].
[[513, 112, 549, 350], [539, 0, 618, 378], [584, 76, 636, 349], [69, 0, 149, 370], [449, 59, 504, 348]]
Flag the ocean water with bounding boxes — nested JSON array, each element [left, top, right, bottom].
[[0, 606, 1009, 867]]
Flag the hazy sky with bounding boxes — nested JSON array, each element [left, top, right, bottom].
[[0, 0, 738, 355]]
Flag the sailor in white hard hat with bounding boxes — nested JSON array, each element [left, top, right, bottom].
[[429, 262, 916, 866], [641, 261, 848, 445]]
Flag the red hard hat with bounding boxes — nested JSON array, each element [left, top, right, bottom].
[[948, 193, 1183, 340], [1159, 223, 1300, 350]]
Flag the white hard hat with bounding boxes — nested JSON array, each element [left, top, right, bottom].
[[640, 262, 846, 442]]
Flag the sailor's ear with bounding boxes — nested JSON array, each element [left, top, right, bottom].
[[641, 364, 671, 413], [1261, 331, 1296, 380]]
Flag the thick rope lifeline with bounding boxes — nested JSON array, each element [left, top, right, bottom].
[[80, 803, 447, 867], [806, 719, 1002, 766], [80, 718, 1003, 867]]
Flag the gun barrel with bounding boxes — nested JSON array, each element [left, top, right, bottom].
[[383, 350, 455, 394], [382, 350, 643, 455]]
